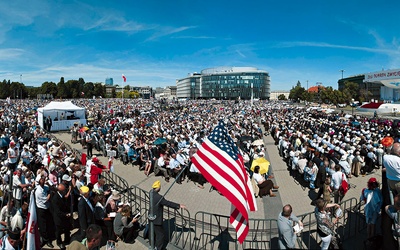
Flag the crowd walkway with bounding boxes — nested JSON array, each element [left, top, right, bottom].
[[51, 127, 379, 249]]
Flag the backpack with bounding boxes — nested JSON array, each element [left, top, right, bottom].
[[339, 173, 349, 196]]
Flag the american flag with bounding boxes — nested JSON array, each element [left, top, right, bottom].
[[191, 120, 257, 243]]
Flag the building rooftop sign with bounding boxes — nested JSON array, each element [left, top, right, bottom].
[[364, 69, 400, 88]]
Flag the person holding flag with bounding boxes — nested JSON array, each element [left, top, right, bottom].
[[149, 180, 186, 250], [191, 120, 257, 243]]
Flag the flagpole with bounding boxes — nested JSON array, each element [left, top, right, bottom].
[[156, 165, 188, 206]]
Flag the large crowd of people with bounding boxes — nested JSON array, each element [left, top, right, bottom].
[[0, 98, 399, 249]]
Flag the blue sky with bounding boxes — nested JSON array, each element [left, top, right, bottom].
[[1, 0, 399, 91]]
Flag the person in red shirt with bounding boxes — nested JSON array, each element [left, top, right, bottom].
[[90, 157, 109, 185]]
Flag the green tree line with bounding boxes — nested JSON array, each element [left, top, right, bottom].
[[0, 77, 140, 99], [289, 81, 368, 104]]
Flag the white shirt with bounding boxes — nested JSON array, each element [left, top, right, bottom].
[[168, 158, 180, 170], [35, 184, 50, 209], [331, 171, 346, 190], [158, 157, 166, 167], [383, 154, 400, 181], [253, 173, 264, 184]]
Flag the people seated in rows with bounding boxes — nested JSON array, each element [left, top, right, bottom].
[[168, 153, 184, 184], [157, 154, 170, 182]]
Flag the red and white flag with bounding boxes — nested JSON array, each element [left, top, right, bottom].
[[191, 121, 257, 243], [122, 74, 127, 82], [26, 194, 40, 249]]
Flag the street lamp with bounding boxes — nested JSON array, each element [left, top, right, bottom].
[[340, 69, 345, 79]]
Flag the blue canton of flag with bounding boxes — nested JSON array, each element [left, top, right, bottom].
[[209, 120, 239, 160]]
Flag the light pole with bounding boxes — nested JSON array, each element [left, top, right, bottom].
[[340, 69, 345, 79]]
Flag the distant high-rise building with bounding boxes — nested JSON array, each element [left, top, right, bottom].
[[105, 77, 114, 86]]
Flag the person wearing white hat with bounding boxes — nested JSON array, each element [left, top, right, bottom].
[[20, 145, 32, 166]]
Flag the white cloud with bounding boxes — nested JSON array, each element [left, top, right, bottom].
[[276, 41, 400, 56], [0, 49, 25, 60], [145, 26, 196, 41]]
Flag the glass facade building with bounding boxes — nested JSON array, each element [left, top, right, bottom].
[[105, 77, 113, 86], [177, 67, 270, 100], [176, 73, 201, 99]]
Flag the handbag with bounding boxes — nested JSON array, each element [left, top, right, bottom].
[[339, 173, 349, 196]]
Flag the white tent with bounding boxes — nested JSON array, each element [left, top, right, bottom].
[[37, 101, 86, 131]]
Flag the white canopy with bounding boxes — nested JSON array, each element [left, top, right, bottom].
[[37, 101, 86, 131]]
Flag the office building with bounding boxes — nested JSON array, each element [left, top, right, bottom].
[[177, 67, 270, 100]]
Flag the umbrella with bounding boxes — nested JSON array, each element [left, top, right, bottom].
[[79, 126, 89, 133], [153, 138, 167, 145], [250, 157, 270, 175], [251, 139, 264, 146], [240, 136, 253, 142], [0, 137, 10, 148], [381, 136, 394, 147]]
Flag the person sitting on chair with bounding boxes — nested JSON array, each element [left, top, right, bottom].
[[156, 154, 170, 182], [253, 165, 279, 197], [168, 154, 183, 184]]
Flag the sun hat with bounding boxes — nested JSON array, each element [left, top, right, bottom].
[[80, 186, 89, 194], [0, 166, 7, 174], [152, 180, 161, 189], [111, 190, 121, 200], [62, 174, 72, 182]]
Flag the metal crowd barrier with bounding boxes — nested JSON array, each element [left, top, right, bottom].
[[55, 134, 376, 249], [296, 197, 366, 249]]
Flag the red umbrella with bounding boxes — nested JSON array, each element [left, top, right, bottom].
[[381, 136, 394, 147]]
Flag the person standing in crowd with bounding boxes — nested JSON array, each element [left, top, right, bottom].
[[277, 204, 303, 249], [7, 141, 18, 170], [89, 157, 109, 185], [0, 199, 17, 239], [150, 180, 186, 250], [331, 165, 347, 203], [12, 169, 31, 209], [67, 224, 102, 250], [35, 175, 54, 248], [383, 142, 400, 195], [86, 130, 94, 158], [51, 183, 71, 249], [45, 115, 52, 132], [360, 178, 383, 239], [314, 199, 341, 250], [78, 186, 95, 241]]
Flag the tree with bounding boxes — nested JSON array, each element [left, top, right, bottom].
[[277, 94, 287, 100], [289, 85, 306, 102], [93, 83, 105, 98], [296, 80, 301, 87], [57, 77, 68, 99], [343, 81, 359, 102], [40, 82, 57, 98], [0, 80, 10, 99]]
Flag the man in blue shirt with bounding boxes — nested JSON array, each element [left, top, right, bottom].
[[277, 204, 303, 249]]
